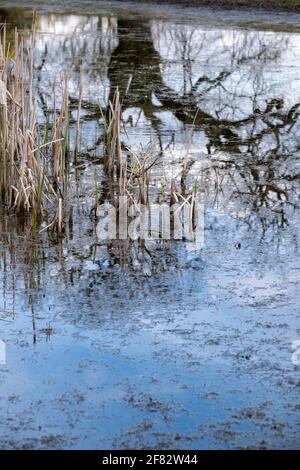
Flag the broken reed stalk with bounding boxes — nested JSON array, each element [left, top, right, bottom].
[[53, 75, 69, 187], [74, 68, 83, 163]]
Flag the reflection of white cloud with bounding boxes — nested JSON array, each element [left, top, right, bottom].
[[34, 14, 118, 105], [38, 14, 99, 35]]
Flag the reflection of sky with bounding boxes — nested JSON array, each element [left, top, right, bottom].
[[151, 21, 300, 115], [34, 13, 300, 112], [35, 14, 118, 104], [1, 199, 299, 447]]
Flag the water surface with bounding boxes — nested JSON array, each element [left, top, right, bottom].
[[0, 1, 300, 449]]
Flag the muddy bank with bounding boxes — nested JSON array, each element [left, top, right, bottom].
[[114, 0, 300, 12]]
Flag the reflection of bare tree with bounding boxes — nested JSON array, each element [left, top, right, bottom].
[[106, 19, 299, 232], [107, 20, 297, 152], [1, 11, 299, 235], [198, 150, 299, 234]]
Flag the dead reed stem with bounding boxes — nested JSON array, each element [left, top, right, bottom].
[[53, 76, 69, 186], [75, 68, 83, 163]]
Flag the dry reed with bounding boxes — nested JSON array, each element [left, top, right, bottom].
[[0, 22, 68, 234], [0, 23, 46, 215]]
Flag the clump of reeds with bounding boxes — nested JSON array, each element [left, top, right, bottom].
[[99, 87, 129, 199], [126, 143, 161, 205], [44, 76, 70, 234], [100, 89, 161, 203], [0, 22, 68, 234], [98, 86, 201, 250], [0, 23, 47, 215], [101, 87, 123, 176]]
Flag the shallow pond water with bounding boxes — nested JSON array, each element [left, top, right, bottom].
[[0, 1, 300, 449]]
